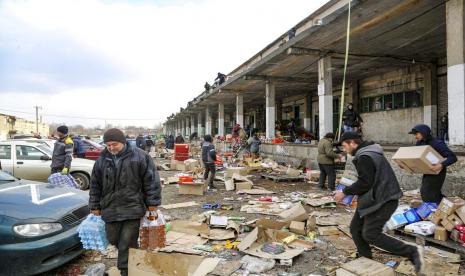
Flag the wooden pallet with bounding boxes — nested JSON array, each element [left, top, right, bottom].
[[260, 173, 306, 183], [393, 229, 465, 257]]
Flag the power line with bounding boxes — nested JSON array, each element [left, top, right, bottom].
[[0, 107, 166, 121]]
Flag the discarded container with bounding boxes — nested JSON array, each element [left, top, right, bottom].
[[404, 208, 421, 224], [404, 221, 436, 236], [139, 210, 166, 250], [416, 202, 438, 219], [178, 176, 193, 183], [174, 144, 189, 161]]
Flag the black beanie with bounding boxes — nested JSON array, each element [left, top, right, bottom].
[[57, 125, 68, 135], [103, 128, 127, 144]]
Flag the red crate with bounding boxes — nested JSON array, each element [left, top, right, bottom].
[[174, 144, 189, 161]]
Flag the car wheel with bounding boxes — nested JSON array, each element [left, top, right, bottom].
[[72, 172, 90, 190]]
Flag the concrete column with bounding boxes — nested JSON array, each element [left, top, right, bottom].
[[423, 65, 438, 136], [190, 116, 196, 136], [447, 0, 465, 145], [206, 106, 212, 135], [236, 94, 244, 127], [181, 119, 185, 137], [218, 103, 225, 136], [197, 112, 203, 137], [266, 81, 276, 138], [318, 56, 333, 137], [253, 110, 257, 128], [185, 117, 190, 137], [304, 94, 312, 131], [176, 120, 180, 136]]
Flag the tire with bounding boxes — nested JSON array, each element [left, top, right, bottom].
[[72, 172, 90, 190]]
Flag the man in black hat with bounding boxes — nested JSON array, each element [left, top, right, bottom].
[[89, 128, 161, 276], [51, 125, 74, 175], [409, 124, 457, 204], [334, 132, 425, 275]]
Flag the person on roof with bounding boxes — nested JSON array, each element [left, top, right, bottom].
[[409, 124, 457, 204]]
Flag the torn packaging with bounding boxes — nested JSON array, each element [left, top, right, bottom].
[[128, 248, 220, 276], [237, 227, 304, 260], [278, 203, 308, 222], [338, 257, 395, 276]]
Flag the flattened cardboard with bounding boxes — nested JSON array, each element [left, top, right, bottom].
[[226, 167, 248, 178], [255, 219, 289, 230], [169, 220, 210, 236], [237, 227, 304, 260], [306, 196, 336, 207], [237, 189, 275, 195], [202, 229, 236, 241], [128, 248, 205, 276], [178, 182, 205, 195], [392, 145, 445, 175], [160, 201, 198, 209], [318, 226, 340, 236], [192, 258, 221, 276], [341, 257, 395, 276], [166, 231, 207, 248], [210, 215, 228, 228]]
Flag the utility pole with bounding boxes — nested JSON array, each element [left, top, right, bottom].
[[34, 106, 42, 134]]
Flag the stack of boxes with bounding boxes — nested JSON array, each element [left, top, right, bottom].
[[428, 197, 465, 242]]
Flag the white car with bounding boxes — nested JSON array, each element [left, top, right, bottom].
[[0, 140, 95, 189]]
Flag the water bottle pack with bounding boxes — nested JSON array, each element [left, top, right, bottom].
[[77, 214, 109, 252], [48, 173, 80, 189], [139, 210, 166, 250]]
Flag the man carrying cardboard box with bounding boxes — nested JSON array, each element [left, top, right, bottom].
[[334, 132, 425, 275], [409, 124, 457, 204]]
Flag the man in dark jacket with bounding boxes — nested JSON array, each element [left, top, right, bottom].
[[317, 132, 340, 191], [135, 134, 146, 151], [334, 132, 425, 275], [409, 124, 457, 204], [175, 133, 185, 144], [342, 103, 363, 133], [201, 135, 217, 189], [439, 113, 449, 141], [89, 128, 161, 276], [51, 125, 74, 174]]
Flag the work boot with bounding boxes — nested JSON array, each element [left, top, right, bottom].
[[120, 269, 128, 276], [411, 245, 426, 276]]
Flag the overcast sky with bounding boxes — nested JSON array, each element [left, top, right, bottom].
[[0, 0, 328, 128]]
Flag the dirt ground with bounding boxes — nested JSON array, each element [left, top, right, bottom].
[[41, 157, 465, 276]]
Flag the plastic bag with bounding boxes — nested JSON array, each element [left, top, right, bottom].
[[139, 210, 166, 250], [48, 173, 80, 189], [77, 214, 109, 252]]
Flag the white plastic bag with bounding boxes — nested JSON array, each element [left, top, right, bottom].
[[77, 214, 109, 251]]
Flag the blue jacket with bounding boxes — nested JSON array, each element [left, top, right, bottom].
[[413, 124, 457, 167]]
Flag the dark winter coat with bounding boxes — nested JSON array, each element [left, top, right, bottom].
[[343, 142, 402, 217], [201, 142, 217, 164], [342, 108, 363, 127], [89, 143, 162, 222]]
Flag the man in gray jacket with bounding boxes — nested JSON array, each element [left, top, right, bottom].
[[334, 132, 425, 275], [51, 125, 74, 175]]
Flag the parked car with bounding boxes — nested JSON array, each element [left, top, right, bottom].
[[0, 170, 89, 275], [79, 139, 104, 161], [0, 140, 95, 189]]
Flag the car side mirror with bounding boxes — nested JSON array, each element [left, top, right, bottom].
[[40, 155, 52, 161]]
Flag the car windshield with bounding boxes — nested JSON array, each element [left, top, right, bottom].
[[37, 144, 53, 156], [85, 140, 104, 149], [0, 170, 17, 182]]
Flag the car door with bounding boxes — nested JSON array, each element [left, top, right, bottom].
[[14, 145, 51, 181], [0, 144, 14, 174]]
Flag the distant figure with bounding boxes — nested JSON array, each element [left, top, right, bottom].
[[317, 132, 340, 191], [248, 134, 261, 159], [175, 133, 185, 144], [72, 136, 86, 158], [204, 82, 211, 92], [136, 134, 146, 151], [342, 103, 363, 133], [214, 72, 226, 86], [232, 123, 241, 138], [165, 135, 175, 149], [439, 113, 449, 142], [201, 135, 217, 190], [288, 28, 296, 40], [287, 119, 296, 142], [145, 136, 154, 153], [190, 132, 198, 141], [51, 125, 74, 175]]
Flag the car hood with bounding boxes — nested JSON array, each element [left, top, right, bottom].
[[72, 157, 95, 168], [0, 180, 89, 220]]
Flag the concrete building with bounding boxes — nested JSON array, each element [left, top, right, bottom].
[[0, 113, 49, 140], [166, 0, 465, 146]]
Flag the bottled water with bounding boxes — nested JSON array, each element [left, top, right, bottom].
[[77, 214, 109, 252]]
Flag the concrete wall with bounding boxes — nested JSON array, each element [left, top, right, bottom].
[[260, 143, 465, 197], [0, 114, 49, 140], [360, 107, 423, 144]]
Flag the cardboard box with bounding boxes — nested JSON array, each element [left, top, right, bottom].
[[428, 210, 444, 225], [434, 226, 448, 241], [225, 174, 254, 191], [184, 159, 200, 171], [448, 214, 463, 228], [289, 221, 306, 235], [441, 218, 455, 232], [410, 199, 423, 209], [318, 226, 340, 236], [235, 181, 253, 191], [225, 167, 248, 178], [392, 145, 445, 174], [450, 229, 463, 243], [455, 205, 465, 223], [340, 257, 395, 276], [178, 182, 205, 195], [439, 197, 465, 216]]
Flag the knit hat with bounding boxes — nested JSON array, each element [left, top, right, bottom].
[[57, 125, 68, 135], [103, 128, 127, 144]]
